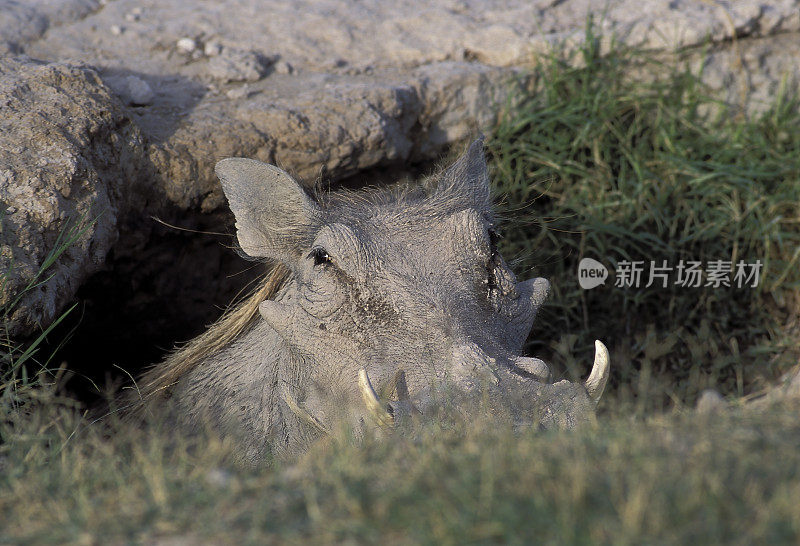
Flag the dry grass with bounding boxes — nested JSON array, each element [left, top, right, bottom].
[[2, 395, 800, 544]]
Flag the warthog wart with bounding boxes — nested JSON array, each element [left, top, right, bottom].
[[137, 138, 610, 463]]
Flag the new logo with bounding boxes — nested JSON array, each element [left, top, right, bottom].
[[578, 258, 609, 290]]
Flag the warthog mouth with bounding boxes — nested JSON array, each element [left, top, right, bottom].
[[282, 341, 611, 432]]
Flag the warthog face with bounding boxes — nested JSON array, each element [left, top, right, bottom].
[[215, 138, 609, 436]]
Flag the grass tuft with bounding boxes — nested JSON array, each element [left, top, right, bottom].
[[1, 213, 95, 422], [488, 25, 800, 408]]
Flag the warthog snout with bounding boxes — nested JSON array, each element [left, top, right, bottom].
[[351, 340, 610, 430]]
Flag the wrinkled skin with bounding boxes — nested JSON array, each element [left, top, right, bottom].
[[168, 139, 609, 463]]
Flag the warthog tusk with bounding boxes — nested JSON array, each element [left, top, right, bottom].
[[282, 385, 329, 434], [584, 340, 610, 404], [358, 369, 395, 428]]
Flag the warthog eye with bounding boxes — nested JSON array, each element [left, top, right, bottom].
[[308, 247, 332, 267]]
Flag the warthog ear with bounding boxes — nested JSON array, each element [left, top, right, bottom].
[[434, 136, 492, 213], [215, 158, 321, 261]]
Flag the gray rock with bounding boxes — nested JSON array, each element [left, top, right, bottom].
[[203, 40, 222, 57], [0, 0, 100, 48], [0, 41, 20, 55], [0, 57, 145, 338], [207, 48, 272, 83], [225, 84, 249, 100], [18, 0, 800, 219], [273, 60, 293, 75], [143, 61, 515, 213], [124, 74, 154, 106], [690, 33, 800, 114]]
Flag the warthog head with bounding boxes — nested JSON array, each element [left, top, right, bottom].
[[215, 138, 609, 438]]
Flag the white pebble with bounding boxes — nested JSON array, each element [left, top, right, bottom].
[[110, 24, 124, 36], [176, 37, 197, 54], [124, 12, 139, 22], [274, 60, 293, 74], [204, 40, 222, 57], [226, 85, 249, 100]]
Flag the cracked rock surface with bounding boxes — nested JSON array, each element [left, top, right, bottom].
[[0, 56, 146, 337], [9, 0, 800, 210]]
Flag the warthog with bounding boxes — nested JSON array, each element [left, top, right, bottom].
[[138, 138, 610, 462]]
